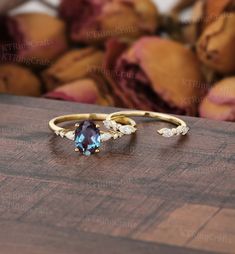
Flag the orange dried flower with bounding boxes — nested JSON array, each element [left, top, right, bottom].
[[44, 78, 112, 106], [176, 0, 235, 45], [0, 64, 41, 96], [197, 14, 235, 74], [0, 13, 67, 64], [60, 0, 159, 45], [42, 48, 104, 91], [191, 0, 234, 28], [105, 37, 205, 115]]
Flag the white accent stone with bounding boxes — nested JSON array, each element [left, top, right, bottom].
[[116, 123, 122, 129], [171, 128, 177, 135], [159, 128, 174, 138], [158, 125, 189, 137], [119, 125, 136, 135], [104, 120, 132, 132], [55, 130, 60, 136], [103, 120, 110, 129], [65, 131, 75, 141], [176, 126, 182, 135], [103, 120, 114, 130], [181, 126, 189, 135], [113, 133, 119, 139], [111, 121, 118, 131], [59, 132, 65, 138], [100, 133, 112, 142]]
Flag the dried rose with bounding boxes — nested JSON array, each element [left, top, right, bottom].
[[180, 0, 206, 45], [202, 0, 235, 26], [173, 0, 235, 45], [0, 13, 67, 64], [197, 14, 235, 74], [189, 0, 234, 28], [42, 48, 104, 92], [59, 0, 159, 45], [104, 37, 205, 116], [199, 77, 235, 121], [0, 64, 41, 96], [198, 0, 235, 34], [44, 78, 112, 106]]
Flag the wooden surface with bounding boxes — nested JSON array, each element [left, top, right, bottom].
[[0, 94, 234, 254]]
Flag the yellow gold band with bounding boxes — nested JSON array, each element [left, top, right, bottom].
[[48, 113, 137, 155], [49, 113, 136, 141], [105, 111, 189, 137], [49, 113, 136, 135]]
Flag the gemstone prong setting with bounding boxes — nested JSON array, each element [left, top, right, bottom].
[[74, 120, 101, 155]]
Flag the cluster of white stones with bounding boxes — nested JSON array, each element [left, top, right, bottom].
[[55, 130, 75, 141], [100, 120, 137, 142], [100, 132, 113, 142], [55, 119, 137, 143], [65, 131, 75, 140], [56, 123, 189, 141], [100, 131, 123, 142], [55, 130, 65, 137], [158, 125, 189, 138], [103, 120, 120, 131], [103, 120, 136, 135]]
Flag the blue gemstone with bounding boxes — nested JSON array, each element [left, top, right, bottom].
[[74, 120, 101, 155]]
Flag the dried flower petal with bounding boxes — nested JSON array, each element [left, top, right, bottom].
[[199, 77, 235, 121], [42, 48, 104, 91], [208, 77, 235, 104], [0, 13, 67, 64], [0, 64, 41, 96], [204, 0, 233, 25], [197, 14, 235, 74], [177, 0, 235, 45], [60, 0, 159, 45], [200, 97, 235, 121], [190, 0, 234, 28], [105, 37, 204, 116], [44, 78, 109, 106]]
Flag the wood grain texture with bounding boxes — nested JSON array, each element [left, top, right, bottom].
[[0, 94, 234, 254]]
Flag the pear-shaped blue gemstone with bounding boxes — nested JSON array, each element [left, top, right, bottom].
[[74, 120, 101, 155]]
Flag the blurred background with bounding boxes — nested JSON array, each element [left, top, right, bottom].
[[0, 0, 235, 121]]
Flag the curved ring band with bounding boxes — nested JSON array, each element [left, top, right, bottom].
[[49, 113, 137, 155], [105, 111, 189, 137]]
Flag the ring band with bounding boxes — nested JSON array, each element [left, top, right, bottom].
[[49, 113, 137, 155], [105, 111, 189, 138], [48, 111, 189, 156]]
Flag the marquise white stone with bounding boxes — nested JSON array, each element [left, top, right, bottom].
[[100, 133, 113, 142], [181, 126, 190, 135], [162, 129, 174, 138], [158, 128, 173, 137], [103, 120, 118, 130], [119, 125, 136, 135], [65, 131, 75, 141], [158, 125, 189, 137]]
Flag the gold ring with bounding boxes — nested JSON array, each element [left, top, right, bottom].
[[49, 113, 137, 156], [105, 111, 189, 138]]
